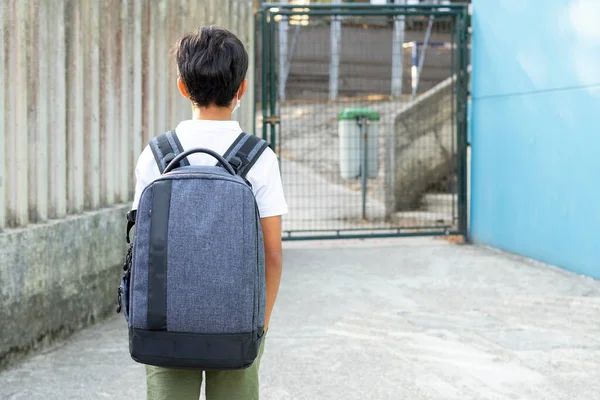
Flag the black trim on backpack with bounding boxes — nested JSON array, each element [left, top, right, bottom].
[[129, 327, 265, 370], [147, 180, 172, 331], [238, 141, 269, 180], [221, 133, 269, 180], [126, 210, 137, 243], [149, 130, 190, 174], [222, 133, 248, 162]]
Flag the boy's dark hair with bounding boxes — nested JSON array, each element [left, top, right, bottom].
[[175, 26, 248, 108]]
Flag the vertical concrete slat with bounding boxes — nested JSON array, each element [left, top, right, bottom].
[[180, 0, 192, 123], [165, 4, 175, 128], [199, 0, 208, 27], [99, 0, 116, 206], [143, 1, 156, 145], [0, 0, 5, 229], [156, 0, 167, 133], [26, 1, 38, 222], [179, 0, 193, 124], [231, 0, 239, 40], [242, 0, 256, 133], [28, 0, 49, 223], [111, 0, 122, 204], [131, 0, 143, 200], [173, 0, 185, 126], [66, 0, 85, 214], [48, 0, 67, 219], [6, 0, 29, 227], [119, 0, 131, 203], [208, 0, 215, 25], [84, 0, 101, 210], [221, 0, 230, 32]]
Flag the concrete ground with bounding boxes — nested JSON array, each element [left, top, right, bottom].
[[1, 238, 600, 400]]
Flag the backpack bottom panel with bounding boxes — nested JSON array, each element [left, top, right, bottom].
[[129, 327, 264, 370]]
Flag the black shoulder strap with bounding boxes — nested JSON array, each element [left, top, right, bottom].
[[221, 133, 269, 180], [149, 130, 190, 174]]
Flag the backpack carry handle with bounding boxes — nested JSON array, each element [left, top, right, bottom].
[[163, 148, 236, 175]]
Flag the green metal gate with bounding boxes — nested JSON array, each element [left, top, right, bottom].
[[256, 3, 469, 240]]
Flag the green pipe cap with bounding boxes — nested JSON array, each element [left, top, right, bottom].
[[338, 107, 380, 121]]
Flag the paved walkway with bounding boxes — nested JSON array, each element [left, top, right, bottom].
[[1, 238, 600, 400]]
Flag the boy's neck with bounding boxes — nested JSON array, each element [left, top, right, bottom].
[[192, 106, 232, 121]]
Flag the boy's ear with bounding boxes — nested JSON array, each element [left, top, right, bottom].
[[237, 79, 249, 100], [177, 77, 190, 99]]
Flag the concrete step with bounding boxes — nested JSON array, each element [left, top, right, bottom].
[[423, 193, 457, 212]]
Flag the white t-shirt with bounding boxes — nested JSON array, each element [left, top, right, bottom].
[[132, 120, 288, 218]]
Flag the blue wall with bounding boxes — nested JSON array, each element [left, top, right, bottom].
[[470, 0, 600, 278]]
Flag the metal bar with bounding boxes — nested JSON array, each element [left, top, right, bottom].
[[252, 13, 259, 137], [283, 24, 300, 92], [282, 231, 461, 242], [456, 11, 469, 239], [262, 3, 468, 10], [0, 0, 4, 229], [285, 226, 454, 233], [275, 11, 462, 17], [260, 11, 268, 141], [414, 5, 436, 98], [360, 118, 368, 220], [269, 13, 277, 151], [277, 0, 288, 101], [411, 44, 418, 100], [391, 0, 406, 98], [450, 15, 456, 224], [329, 0, 342, 102]]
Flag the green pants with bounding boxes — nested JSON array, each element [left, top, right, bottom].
[[146, 336, 266, 400]]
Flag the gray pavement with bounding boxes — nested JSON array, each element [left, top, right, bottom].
[[1, 238, 600, 400]]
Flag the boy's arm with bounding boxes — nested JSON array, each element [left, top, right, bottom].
[[260, 215, 283, 333]]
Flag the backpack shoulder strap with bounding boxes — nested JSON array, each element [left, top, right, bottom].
[[221, 133, 269, 180], [149, 130, 190, 174]]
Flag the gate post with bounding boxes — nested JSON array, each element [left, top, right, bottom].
[[329, 0, 341, 101], [391, 0, 406, 98], [456, 10, 470, 240], [278, 0, 288, 101]]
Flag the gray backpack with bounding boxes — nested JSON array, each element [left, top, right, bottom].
[[117, 130, 268, 370]]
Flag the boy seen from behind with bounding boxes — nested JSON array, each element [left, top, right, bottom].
[[131, 26, 287, 400]]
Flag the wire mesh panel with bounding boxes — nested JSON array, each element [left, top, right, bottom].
[[257, 3, 469, 240]]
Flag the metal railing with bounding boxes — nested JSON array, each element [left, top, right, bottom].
[[257, 2, 469, 239]]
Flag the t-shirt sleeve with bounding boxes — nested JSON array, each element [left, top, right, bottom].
[[131, 147, 158, 210], [254, 152, 288, 219]]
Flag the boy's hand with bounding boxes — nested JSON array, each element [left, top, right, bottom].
[[260, 216, 283, 332]]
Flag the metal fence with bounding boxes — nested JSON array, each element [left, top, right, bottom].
[[257, 3, 469, 240]]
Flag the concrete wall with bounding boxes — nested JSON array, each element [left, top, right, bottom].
[[470, 0, 600, 279], [386, 75, 456, 216], [0, 0, 255, 368]]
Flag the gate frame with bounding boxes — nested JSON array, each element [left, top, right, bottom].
[[256, 3, 470, 241]]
